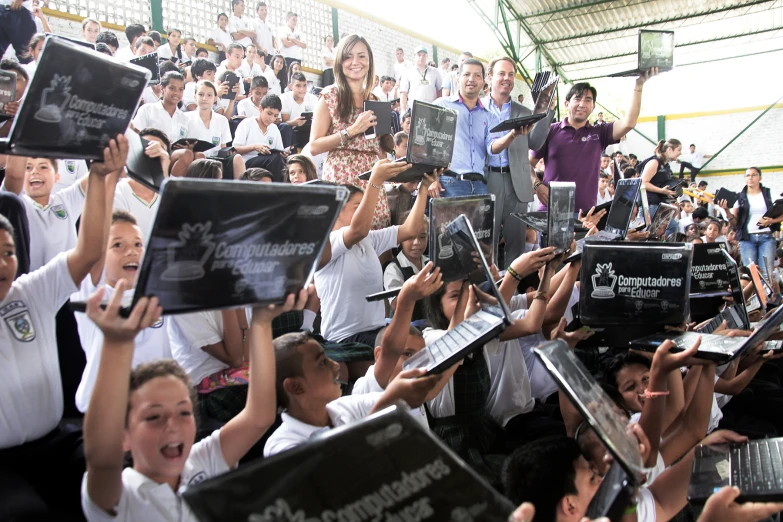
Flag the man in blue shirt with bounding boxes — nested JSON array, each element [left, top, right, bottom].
[[429, 59, 520, 199]]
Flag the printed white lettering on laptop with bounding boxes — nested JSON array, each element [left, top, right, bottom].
[[297, 205, 329, 216], [661, 253, 682, 260]]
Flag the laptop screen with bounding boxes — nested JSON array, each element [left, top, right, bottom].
[[134, 179, 347, 314], [429, 195, 496, 283], [535, 341, 645, 476], [649, 203, 677, 239], [9, 36, 149, 159], [722, 248, 749, 328], [547, 182, 575, 253], [446, 214, 513, 323], [605, 179, 641, 235], [741, 303, 783, 350], [407, 100, 458, 167], [580, 242, 693, 326], [532, 77, 558, 116], [639, 30, 674, 71]]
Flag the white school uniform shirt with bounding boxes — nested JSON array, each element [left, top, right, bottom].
[[54, 159, 89, 194], [301, 143, 326, 178], [215, 64, 247, 96], [182, 82, 197, 111], [112, 178, 159, 248], [315, 226, 399, 342], [184, 111, 232, 156], [156, 44, 177, 61], [233, 118, 283, 162], [635, 487, 656, 522], [72, 274, 172, 413], [596, 190, 613, 205], [236, 97, 261, 119], [227, 15, 254, 48], [81, 429, 229, 522], [0, 252, 77, 448], [264, 393, 428, 457], [168, 310, 230, 384], [372, 86, 394, 102], [210, 27, 233, 54], [114, 46, 136, 62], [254, 18, 275, 53], [238, 60, 262, 80], [277, 25, 304, 61], [131, 101, 189, 143], [12, 182, 85, 272], [383, 251, 429, 303], [352, 364, 385, 395], [280, 92, 318, 120], [140, 86, 160, 106], [392, 59, 413, 82]]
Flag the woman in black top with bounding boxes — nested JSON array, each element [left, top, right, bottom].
[[640, 139, 682, 214]]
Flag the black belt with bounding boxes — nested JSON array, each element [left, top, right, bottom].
[[489, 166, 511, 173], [445, 172, 487, 184]]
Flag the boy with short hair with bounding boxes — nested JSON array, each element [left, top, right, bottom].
[[115, 23, 146, 61], [233, 93, 286, 180], [181, 36, 197, 63], [264, 331, 438, 457], [216, 42, 247, 99], [280, 71, 317, 148], [372, 75, 395, 102], [236, 75, 268, 119], [132, 36, 155, 57], [95, 31, 119, 54], [184, 58, 217, 111]]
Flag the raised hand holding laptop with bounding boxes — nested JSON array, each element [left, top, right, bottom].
[[699, 486, 783, 522]]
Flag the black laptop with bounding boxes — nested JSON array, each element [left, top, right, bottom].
[[535, 340, 644, 521], [182, 405, 516, 521], [690, 243, 731, 296], [547, 182, 576, 254], [647, 202, 678, 240], [609, 30, 674, 77], [489, 72, 558, 132], [714, 187, 739, 209], [631, 301, 783, 364], [0, 70, 16, 121], [579, 242, 692, 328], [695, 247, 749, 334], [429, 195, 495, 283], [0, 35, 149, 160], [130, 52, 160, 85], [403, 215, 512, 374], [363, 99, 393, 137], [359, 100, 458, 182], [71, 179, 347, 315], [124, 130, 165, 192]]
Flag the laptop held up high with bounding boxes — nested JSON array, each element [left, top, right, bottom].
[[547, 182, 576, 254], [535, 341, 644, 521], [489, 72, 559, 132], [183, 405, 516, 521], [130, 52, 160, 85], [429, 195, 496, 283], [0, 70, 16, 121], [71, 179, 347, 315], [124, 130, 165, 192], [695, 247, 749, 334], [359, 100, 458, 182], [403, 214, 512, 374], [609, 30, 674, 77], [0, 35, 149, 160]]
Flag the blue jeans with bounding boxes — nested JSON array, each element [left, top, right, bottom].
[[0, 7, 36, 59], [439, 176, 488, 198], [739, 233, 777, 279]]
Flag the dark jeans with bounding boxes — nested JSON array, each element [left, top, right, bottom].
[[679, 161, 700, 181], [279, 122, 311, 150], [245, 152, 285, 182], [0, 424, 86, 521], [0, 7, 36, 60]]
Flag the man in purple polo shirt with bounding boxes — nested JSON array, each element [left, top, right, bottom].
[[531, 70, 657, 212]]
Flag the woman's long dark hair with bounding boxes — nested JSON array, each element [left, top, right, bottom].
[[272, 54, 287, 88], [423, 284, 450, 331], [332, 34, 375, 124]]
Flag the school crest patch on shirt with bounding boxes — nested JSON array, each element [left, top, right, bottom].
[[268, 137, 273, 145], [5, 310, 36, 342], [212, 136, 221, 146], [179, 126, 187, 138], [50, 204, 68, 220], [65, 160, 76, 173]]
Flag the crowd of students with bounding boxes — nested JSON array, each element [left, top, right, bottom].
[[0, 6, 782, 522]]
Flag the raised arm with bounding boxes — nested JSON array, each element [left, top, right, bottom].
[[397, 172, 438, 243], [219, 290, 307, 467], [499, 247, 557, 304], [613, 68, 657, 141], [67, 136, 128, 287], [2, 156, 25, 195], [83, 282, 162, 514]]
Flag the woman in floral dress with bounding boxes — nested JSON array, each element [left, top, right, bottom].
[[309, 34, 391, 229]]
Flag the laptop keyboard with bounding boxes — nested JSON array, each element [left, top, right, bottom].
[[699, 307, 743, 334], [671, 332, 738, 354], [426, 315, 493, 362], [732, 439, 783, 493]]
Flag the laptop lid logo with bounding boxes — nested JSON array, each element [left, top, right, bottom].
[[34, 74, 71, 123], [591, 263, 617, 299], [161, 222, 216, 282]]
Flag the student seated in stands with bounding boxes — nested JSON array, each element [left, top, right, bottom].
[[240, 168, 274, 182], [2, 156, 92, 271], [314, 160, 436, 381], [263, 330, 439, 457], [236, 76, 269, 119], [183, 58, 218, 111], [284, 154, 317, 184], [185, 158, 223, 179], [131, 72, 190, 144], [215, 42, 247, 100], [232, 93, 286, 181], [184, 80, 245, 176], [72, 210, 171, 413], [0, 137, 126, 521], [96, 31, 119, 55], [280, 72, 318, 149], [81, 282, 306, 521]]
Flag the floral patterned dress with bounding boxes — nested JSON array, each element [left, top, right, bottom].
[[321, 85, 389, 229]]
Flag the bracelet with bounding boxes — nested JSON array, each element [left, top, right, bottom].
[[534, 291, 549, 302], [624, 504, 638, 515], [640, 390, 670, 399], [533, 182, 542, 191], [507, 266, 523, 282], [368, 181, 383, 191]]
